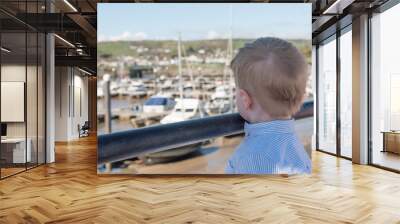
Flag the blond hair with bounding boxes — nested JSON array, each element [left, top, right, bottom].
[[230, 37, 308, 118]]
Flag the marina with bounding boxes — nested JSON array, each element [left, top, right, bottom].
[[96, 6, 314, 173], [97, 32, 314, 174]]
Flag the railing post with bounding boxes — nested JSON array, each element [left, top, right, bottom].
[[103, 79, 111, 134]]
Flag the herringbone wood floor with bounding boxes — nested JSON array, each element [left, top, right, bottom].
[[1, 135, 400, 223]]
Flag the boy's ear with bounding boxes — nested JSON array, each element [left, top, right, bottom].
[[238, 89, 252, 110]]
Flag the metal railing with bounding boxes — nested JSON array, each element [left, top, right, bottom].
[[98, 113, 245, 164], [98, 100, 313, 165]]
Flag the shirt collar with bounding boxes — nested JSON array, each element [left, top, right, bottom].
[[244, 119, 295, 136]]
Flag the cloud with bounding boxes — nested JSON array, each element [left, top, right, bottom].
[[99, 31, 148, 42], [206, 30, 221, 40], [98, 34, 108, 42], [111, 31, 131, 41], [132, 32, 147, 40], [205, 30, 231, 40]]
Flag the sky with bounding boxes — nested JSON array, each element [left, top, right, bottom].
[[98, 3, 311, 42]]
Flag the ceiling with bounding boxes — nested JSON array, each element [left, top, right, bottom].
[[0, 0, 97, 74]]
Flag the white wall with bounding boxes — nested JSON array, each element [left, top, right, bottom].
[[55, 66, 69, 141], [54, 67, 89, 141], [72, 73, 89, 137], [1, 65, 29, 138], [1, 65, 26, 141], [1, 64, 46, 164]]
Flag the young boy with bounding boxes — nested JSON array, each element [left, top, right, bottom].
[[225, 37, 311, 174]]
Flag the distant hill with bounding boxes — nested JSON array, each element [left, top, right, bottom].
[[98, 39, 311, 63]]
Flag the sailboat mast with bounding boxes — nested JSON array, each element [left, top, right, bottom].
[[181, 42, 195, 92], [228, 5, 234, 113], [178, 33, 183, 102]]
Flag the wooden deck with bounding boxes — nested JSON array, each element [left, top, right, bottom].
[[1, 134, 400, 223]]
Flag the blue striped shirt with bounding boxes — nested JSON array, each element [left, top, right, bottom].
[[225, 119, 311, 174]]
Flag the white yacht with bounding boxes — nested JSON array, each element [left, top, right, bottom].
[[116, 80, 147, 97], [160, 79, 174, 91], [109, 81, 119, 97], [205, 85, 235, 115], [116, 78, 131, 96], [126, 81, 147, 97], [143, 94, 176, 114], [160, 98, 201, 124], [211, 85, 232, 100]]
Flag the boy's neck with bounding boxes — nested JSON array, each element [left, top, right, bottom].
[[246, 111, 291, 124]]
